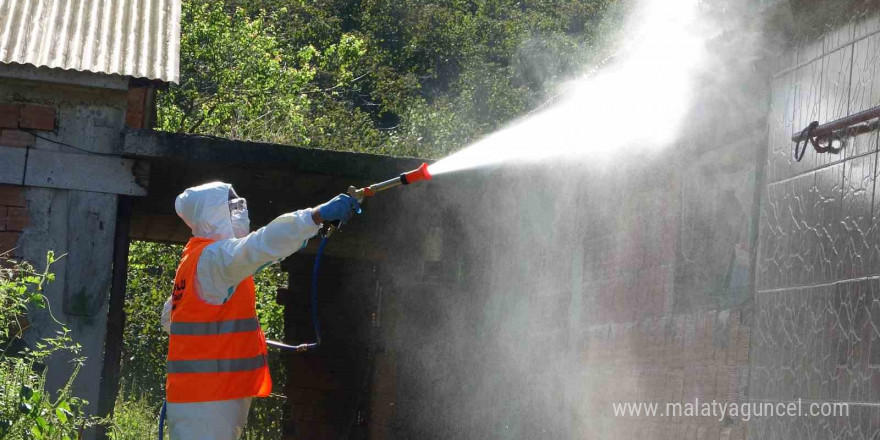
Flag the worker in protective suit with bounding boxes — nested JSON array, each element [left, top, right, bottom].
[[160, 181, 359, 440]]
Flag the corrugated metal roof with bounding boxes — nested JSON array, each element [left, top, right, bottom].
[[0, 0, 180, 83]]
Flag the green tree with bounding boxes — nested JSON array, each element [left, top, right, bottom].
[[157, 2, 318, 144], [160, 0, 626, 158]]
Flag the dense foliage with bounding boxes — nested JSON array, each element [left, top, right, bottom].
[[118, 243, 176, 401], [158, 0, 627, 158], [0, 252, 89, 440]]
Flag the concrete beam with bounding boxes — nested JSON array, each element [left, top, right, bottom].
[[0, 146, 147, 195], [122, 129, 428, 182]]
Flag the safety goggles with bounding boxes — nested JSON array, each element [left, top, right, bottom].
[[228, 197, 247, 215]]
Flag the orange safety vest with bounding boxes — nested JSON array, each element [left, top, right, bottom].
[[165, 237, 271, 403]]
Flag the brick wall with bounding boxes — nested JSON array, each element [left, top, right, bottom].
[[278, 147, 760, 436], [0, 102, 56, 255], [281, 254, 379, 440], [124, 85, 156, 129], [579, 310, 750, 439], [336, 154, 760, 438], [0, 185, 28, 255], [325, 10, 773, 433], [0, 102, 57, 148], [560, 150, 756, 439]]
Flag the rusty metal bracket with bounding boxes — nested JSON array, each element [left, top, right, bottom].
[[792, 105, 880, 161]]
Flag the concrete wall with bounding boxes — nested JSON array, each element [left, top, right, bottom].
[[0, 75, 129, 419], [351, 153, 759, 439]]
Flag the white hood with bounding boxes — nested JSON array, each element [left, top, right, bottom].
[[175, 182, 235, 240]]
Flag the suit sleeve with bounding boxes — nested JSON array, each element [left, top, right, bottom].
[[195, 209, 321, 304]]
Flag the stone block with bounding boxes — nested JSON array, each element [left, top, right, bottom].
[[19, 104, 55, 131], [0, 231, 20, 254], [0, 130, 34, 148], [125, 87, 148, 129], [5, 206, 28, 231], [0, 103, 20, 128], [0, 185, 23, 207]]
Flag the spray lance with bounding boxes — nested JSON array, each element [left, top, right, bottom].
[[265, 163, 433, 350], [350, 162, 433, 199], [319, 162, 433, 236]]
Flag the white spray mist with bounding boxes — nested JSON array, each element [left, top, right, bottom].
[[428, 0, 708, 176]]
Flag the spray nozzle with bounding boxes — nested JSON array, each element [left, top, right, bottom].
[[345, 162, 433, 204], [401, 163, 432, 185], [324, 163, 432, 237]]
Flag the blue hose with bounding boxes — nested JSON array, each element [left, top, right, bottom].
[[158, 400, 166, 439], [276, 234, 326, 350], [259, 236, 328, 354]]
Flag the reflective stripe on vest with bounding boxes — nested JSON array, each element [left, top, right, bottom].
[[170, 317, 260, 336], [166, 354, 266, 374]]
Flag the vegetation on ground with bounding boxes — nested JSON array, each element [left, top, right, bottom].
[[0, 252, 90, 440]]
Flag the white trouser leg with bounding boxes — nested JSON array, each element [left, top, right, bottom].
[[166, 398, 252, 440]]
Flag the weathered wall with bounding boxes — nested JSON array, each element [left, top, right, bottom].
[[0, 76, 128, 418], [280, 254, 380, 439], [359, 153, 759, 439], [280, 149, 758, 439]]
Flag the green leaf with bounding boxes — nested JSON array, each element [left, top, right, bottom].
[[55, 407, 68, 423], [30, 294, 45, 307]]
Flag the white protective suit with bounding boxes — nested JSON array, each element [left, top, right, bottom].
[[161, 182, 320, 440]]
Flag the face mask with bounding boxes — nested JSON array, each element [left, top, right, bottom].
[[229, 197, 250, 238]]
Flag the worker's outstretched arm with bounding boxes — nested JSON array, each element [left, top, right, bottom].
[[196, 209, 320, 304], [195, 195, 359, 305]]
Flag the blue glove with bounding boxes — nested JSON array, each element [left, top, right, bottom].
[[317, 194, 361, 225]]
